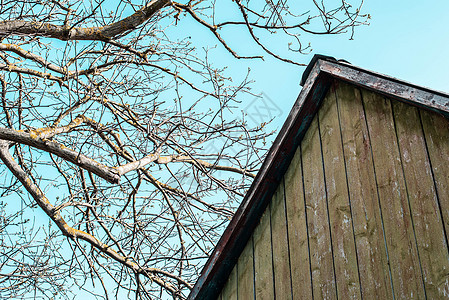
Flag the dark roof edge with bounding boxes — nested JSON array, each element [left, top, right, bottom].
[[188, 55, 449, 300], [300, 54, 337, 86], [318, 59, 449, 116]]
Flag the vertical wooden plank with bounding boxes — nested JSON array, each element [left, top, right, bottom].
[[319, 84, 362, 299], [221, 264, 238, 300], [421, 109, 449, 244], [393, 101, 449, 298], [302, 115, 337, 300], [270, 182, 292, 299], [284, 146, 313, 299], [237, 237, 255, 300], [253, 208, 274, 299], [336, 82, 393, 299], [362, 89, 425, 299]]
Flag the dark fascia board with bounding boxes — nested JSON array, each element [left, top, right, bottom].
[[188, 55, 449, 300], [318, 59, 449, 117]]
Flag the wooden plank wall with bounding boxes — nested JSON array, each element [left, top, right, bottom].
[[218, 80, 449, 299]]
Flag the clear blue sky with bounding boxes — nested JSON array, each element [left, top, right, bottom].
[[221, 0, 449, 132]]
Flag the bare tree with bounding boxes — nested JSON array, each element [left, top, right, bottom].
[[0, 0, 368, 298]]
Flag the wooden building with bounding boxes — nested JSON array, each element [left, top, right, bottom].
[[188, 55, 449, 299]]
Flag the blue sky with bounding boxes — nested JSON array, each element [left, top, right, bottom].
[[223, 0, 449, 132]]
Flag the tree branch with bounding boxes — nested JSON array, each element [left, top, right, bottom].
[[0, 0, 170, 41], [0, 126, 121, 184], [156, 154, 256, 178], [0, 43, 67, 74]]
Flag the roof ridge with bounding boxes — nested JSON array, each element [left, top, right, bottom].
[[300, 54, 337, 86]]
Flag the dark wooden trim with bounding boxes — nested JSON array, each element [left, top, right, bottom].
[[319, 60, 449, 117]]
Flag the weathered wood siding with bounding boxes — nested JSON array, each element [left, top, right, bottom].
[[218, 80, 449, 299]]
